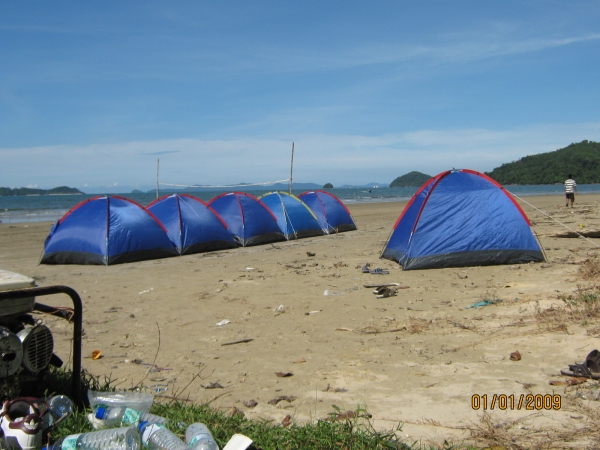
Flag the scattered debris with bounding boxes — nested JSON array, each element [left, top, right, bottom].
[[273, 305, 285, 313], [291, 358, 306, 363], [267, 395, 296, 405], [216, 319, 231, 327], [465, 299, 502, 309], [324, 290, 344, 296], [306, 252, 316, 257], [138, 288, 154, 296], [305, 310, 321, 315], [201, 382, 224, 389], [275, 372, 293, 378], [243, 399, 258, 408], [510, 351, 522, 361], [221, 338, 254, 346], [281, 414, 292, 427], [229, 406, 245, 418], [549, 377, 587, 386], [91, 350, 102, 360], [322, 384, 348, 393]]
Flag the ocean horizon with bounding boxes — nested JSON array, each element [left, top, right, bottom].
[[1, 184, 599, 224]]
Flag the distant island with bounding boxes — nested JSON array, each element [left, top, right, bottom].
[[486, 140, 600, 184], [323, 183, 333, 189], [0, 186, 83, 196], [390, 171, 432, 187]]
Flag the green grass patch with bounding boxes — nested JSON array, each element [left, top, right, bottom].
[[39, 367, 480, 449]]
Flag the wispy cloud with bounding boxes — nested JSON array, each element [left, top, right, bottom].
[[2, 122, 599, 188]]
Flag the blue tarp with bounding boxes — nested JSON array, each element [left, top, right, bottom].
[[147, 194, 238, 255], [381, 170, 545, 270], [41, 196, 178, 265], [258, 192, 324, 240]]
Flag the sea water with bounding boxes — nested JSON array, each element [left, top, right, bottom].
[[1, 185, 599, 224]]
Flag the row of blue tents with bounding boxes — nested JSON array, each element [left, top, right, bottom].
[[41, 190, 357, 265]]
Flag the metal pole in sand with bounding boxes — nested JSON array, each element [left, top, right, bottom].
[[156, 158, 160, 200], [289, 142, 294, 194]]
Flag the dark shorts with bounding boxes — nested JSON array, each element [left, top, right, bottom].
[[566, 193, 575, 200]]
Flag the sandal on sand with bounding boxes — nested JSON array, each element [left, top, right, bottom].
[[561, 349, 600, 379], [370, 268, 389, 275], [376, 287, 397, 299], [361, 265, 371, 273]]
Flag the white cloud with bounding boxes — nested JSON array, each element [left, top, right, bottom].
[[2, 122, 599, 188]]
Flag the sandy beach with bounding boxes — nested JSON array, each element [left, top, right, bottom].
[[2, 194, 600, 448]]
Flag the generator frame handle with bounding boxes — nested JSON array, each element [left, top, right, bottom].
[[0, 285, 82, 406]]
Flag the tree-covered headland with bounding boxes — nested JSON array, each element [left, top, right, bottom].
[[485, 140, 600, 184], [389, 171, 432, 187]]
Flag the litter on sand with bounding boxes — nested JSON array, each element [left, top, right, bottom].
[[216, 319, 231, 326], [464, 299, 502, 309], [324, 290, 344, 296]]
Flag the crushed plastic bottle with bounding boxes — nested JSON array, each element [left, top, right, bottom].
[[93, 404, 167, 428], [139, 421, 188, 450], [41, 395, 75, 429], [44, 426, 141, 449], [186, 423, 219, 450]]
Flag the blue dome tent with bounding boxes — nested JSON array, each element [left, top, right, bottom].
[[208, 192, 285, 247], [41, 196, 178, 265], [258, 192, 324, 240], [146, 194, 238, 255], [298, 190, 357, 234], [381, 169, 545, 270]]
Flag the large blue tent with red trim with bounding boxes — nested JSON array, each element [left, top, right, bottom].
[[381, 170, 545, 270], [41, 196, 178, 265], [147, 194, 238, 255]]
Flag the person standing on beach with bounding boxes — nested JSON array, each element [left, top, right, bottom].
[[565, 174, 577, 208]]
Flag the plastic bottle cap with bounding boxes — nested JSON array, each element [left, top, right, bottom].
[[138, 420, 148, 431], [94, 406, 106, 419]]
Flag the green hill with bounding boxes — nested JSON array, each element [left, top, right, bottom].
[[485, 140, 600, 185], [389, 171, 431, 187], [0, 186, 83, 196]]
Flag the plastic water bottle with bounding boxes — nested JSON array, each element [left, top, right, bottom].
[[45, 427, 141, 449], [139, 421, 189, 450], [42, 395, 75, 429], [94, 404, 167, 428], [185, 423, 219, 450]]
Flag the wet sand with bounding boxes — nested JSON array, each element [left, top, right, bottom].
[[1, 194, 600, 447]]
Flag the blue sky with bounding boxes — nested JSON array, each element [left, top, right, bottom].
[[2, 1, 600, 191]]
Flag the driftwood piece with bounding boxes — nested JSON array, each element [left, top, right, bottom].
[[551, 230, 600, 238]]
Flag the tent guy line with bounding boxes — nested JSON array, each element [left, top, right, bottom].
[[507, 190, 600, 249]]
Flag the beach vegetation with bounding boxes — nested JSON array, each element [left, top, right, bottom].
[[485, 140, 600, 185]]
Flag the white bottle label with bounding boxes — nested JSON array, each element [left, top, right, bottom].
[[142, 423, 165, 444], [121, 407, 142, 426], [60, 434, 81, 450]]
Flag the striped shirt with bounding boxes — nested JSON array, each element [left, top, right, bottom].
[[565, 178, 577, 193]]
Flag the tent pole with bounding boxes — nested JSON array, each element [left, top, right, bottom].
[[156, 158, 160, 200], [289, 142, 294, 194]]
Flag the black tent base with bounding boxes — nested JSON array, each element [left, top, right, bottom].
[[382, 248, 545, 271]]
